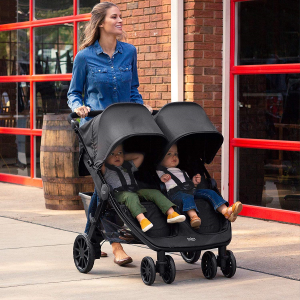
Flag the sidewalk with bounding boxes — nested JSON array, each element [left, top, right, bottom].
[[0, 182, 299, 299]]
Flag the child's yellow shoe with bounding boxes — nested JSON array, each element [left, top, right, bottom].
[[167, 212, 186, 223], [140, 218, 153, 232], [224, 201, 243, 222]]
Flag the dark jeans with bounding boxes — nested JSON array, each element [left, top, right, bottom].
[[169, 189, 227, 213], [84, 189, 123, 244], [84, 188, 99, 234], [169, 190, 199, 212]]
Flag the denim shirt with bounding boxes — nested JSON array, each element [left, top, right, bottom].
[[67, 40, 143, 125]]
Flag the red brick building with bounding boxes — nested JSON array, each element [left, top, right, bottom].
[[0, 0, 299, 224]]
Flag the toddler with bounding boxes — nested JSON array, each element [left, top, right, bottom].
[[102, 144, 186, 233], [157, 144, 243, 229]]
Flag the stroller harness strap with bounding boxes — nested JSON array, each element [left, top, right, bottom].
[[105, 161, 139, 193], [157, 165, 195, 196]]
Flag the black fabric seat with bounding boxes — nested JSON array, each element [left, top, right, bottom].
[[118, 166, 226, 238], [119, 202, 171, 238]]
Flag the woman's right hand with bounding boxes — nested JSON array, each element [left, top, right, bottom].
[[74, 106, 91, 118], [144, 104, 153, 114]]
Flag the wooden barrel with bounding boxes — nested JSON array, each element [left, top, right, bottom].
[[40, 114, 94, 210]]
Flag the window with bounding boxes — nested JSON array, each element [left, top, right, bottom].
[[230, 0, 300, 223], [0, 0, 91, 186]]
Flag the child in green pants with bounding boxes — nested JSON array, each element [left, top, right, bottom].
[[102, 144, 186, 232]]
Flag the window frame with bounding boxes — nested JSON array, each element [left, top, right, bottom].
[[0, 0, 90, 186], [229, 0, 300, 224]]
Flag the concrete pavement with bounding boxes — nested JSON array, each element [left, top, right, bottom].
[[0, 182, 299, 299]]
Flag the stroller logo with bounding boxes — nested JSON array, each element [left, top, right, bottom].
[[187, 237, 196, 242]]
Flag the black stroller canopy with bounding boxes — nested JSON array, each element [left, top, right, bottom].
[[79, 103, 168, 169], [154, 102, 223, 164]]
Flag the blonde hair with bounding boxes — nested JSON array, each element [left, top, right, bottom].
[[80, 2, 125, 50]]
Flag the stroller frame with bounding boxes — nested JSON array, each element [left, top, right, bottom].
[[69, 103, 237, 285]]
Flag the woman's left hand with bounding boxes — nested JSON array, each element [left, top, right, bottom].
[[144, 104, 153, 114], [74, 105, 91, 118]]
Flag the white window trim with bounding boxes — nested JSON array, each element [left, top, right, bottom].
[[221, 0, 231, 200], [171, 0, 184, 102]]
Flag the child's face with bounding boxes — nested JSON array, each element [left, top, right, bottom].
[[161, 144, 179, 168], [106, 144, 124, 167]]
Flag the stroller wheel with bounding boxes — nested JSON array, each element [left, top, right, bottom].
[[161, 255, 176, 284], [73, 234, 95, 273], [201, 251, 217, 279], [180, 251, 201, 264], [221, 250, 236, 278], [140, 256, 156, 286]]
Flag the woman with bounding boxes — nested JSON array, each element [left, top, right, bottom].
[[68, 2, 150, 266]]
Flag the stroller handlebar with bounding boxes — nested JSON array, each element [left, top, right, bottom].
[[67, 110, 104, 125], [68, 107, 158, 127]]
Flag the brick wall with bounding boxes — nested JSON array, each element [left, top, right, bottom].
[[117, 0, 223, 184], [116, 0, 171, 109], [184, 0, 223, 184], [184, 0, 223, 128]]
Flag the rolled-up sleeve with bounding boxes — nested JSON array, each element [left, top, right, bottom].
[[130, 47, 143, 104], [67, 52, 87, 111]]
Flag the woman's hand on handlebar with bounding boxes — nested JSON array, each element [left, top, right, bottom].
[[74, 106, 91, 118]]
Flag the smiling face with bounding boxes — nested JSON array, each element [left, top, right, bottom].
[[106, 144, 124, 167], [99, 6, 123, 37], [161, 144, 179, 169]]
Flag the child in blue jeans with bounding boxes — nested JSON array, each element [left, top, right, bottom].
[[157, 144, 243, 229]]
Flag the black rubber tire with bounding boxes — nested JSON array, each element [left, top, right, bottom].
[[140, 256, 156, 286], [201, 251, 217, 279], [161, 255, 176, 284], [73, 234, 95, 273], [221, 250, 236, 278], [180, 251, 201, 264]]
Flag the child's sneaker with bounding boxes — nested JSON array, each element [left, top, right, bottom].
[[167, 212, 186, 223], [140, 218, 153, 232]]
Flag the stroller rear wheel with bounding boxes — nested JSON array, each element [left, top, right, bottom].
[[141, 256, 156, 286], [180, 251, 201, 264], [201, 251, 217, 279], [221, 250, 236, 278], [73, 234, 95, 273], [161, 255, 176, 284]]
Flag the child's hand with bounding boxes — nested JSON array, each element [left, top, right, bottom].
[[160, 174, 171, 183], [192, 174, 201, 186]]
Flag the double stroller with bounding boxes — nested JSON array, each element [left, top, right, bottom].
[[68, 102, 236, 286]]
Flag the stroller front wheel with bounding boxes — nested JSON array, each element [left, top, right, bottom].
[[180, 251, 201, 264], [73, 234, 95, 273], [201, 251, 217, 279], [161, 255, 176, 284], [221, 250, 236, 278], [140, 256, 156, 286]]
